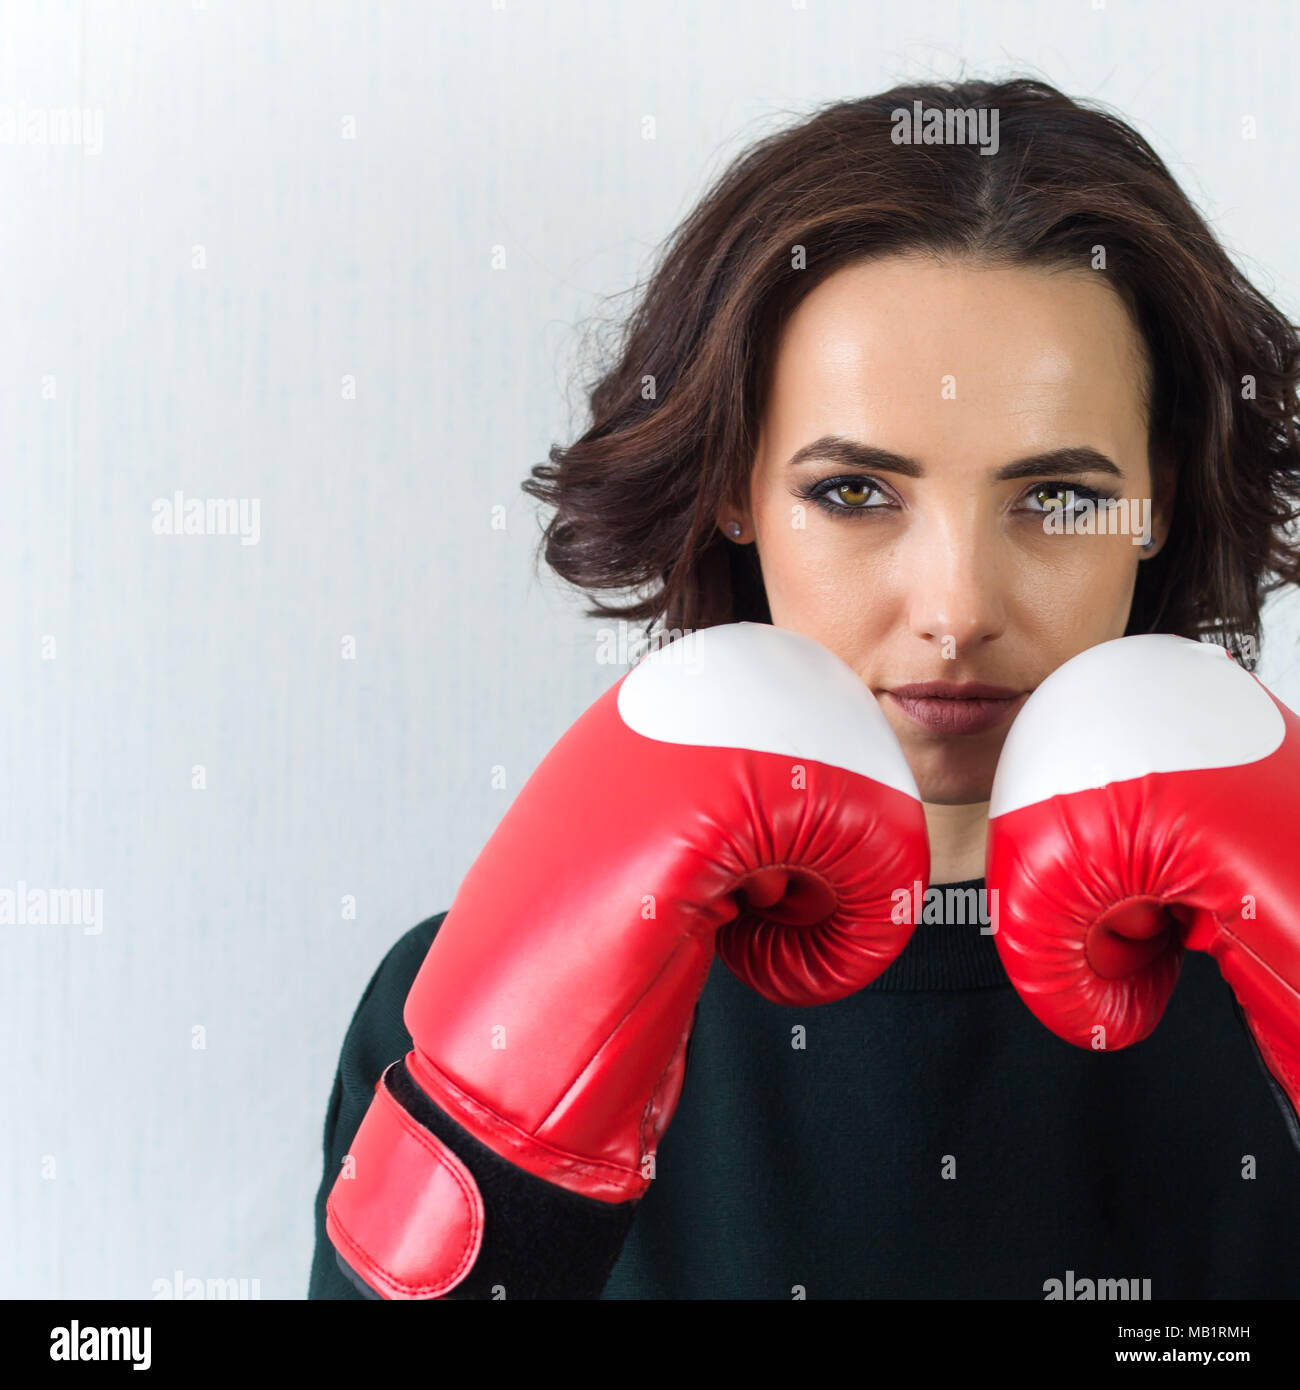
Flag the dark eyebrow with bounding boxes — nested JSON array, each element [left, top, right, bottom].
[[785, 435, 1125, 481]]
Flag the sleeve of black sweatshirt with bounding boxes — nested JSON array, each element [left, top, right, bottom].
[[308, 911, 640, 1300], [1229, 995, 1300, 1159]]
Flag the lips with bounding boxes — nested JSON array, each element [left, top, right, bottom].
[[884, 681, 1027, 736]]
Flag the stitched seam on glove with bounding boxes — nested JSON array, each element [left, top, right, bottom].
[[413, 1048, 644, 1189]]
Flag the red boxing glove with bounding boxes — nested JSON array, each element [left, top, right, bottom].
[[986, 634, 1300, 1146], [326, 621, 929, 1298]]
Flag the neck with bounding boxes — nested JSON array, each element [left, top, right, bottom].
[[923, 800, 990, 884]]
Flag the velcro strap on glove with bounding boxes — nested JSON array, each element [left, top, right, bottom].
[[326, 1057, 485, 1299]]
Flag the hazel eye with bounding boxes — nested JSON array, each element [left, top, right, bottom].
[[832, 482, 877, 508], [1022, 482, 1111, 516], [800, 475, 889, 516], [1029, 485, 1075, 512], [794, 474, 894, 521]]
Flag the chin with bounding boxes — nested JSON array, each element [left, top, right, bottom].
[[909, 756, 998, 805]]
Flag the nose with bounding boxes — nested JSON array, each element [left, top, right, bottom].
[[904, 512, 1007, 653]]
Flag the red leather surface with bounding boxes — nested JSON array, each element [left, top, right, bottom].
[[404, 672, 929, 1200], [989, 683, 1300, 1112], [326, 1061, 483, 1300]]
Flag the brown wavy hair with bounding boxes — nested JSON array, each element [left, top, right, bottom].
[[522, 77, 1300, 663]]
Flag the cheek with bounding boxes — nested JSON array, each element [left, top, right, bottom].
[[754, 515, 897, 632], [1011, 534, 1141, 631]]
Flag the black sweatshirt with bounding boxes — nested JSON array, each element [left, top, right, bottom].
[[308, 880, 1300, 1299]]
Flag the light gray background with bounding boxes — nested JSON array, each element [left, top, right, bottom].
[[3, 0, 1298, 1299]]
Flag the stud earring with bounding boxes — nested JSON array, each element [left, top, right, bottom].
[[728, 520, 743, 539]]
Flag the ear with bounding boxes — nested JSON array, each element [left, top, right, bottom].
[[713, 504, 749, 543], [1143, 447, 1177, 558]]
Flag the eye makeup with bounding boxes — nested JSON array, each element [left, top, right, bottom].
[[792, 474, 1121, 521]]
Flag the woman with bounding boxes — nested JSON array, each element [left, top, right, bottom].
[[309, 77, 1300, 1299]]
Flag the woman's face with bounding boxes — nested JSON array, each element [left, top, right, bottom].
[[726, 253, 1170, 804]]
